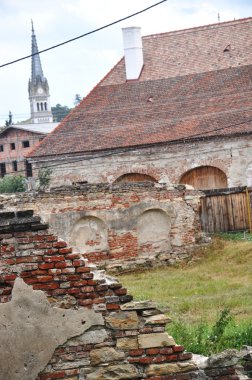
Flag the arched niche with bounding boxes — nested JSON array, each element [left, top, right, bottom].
[[71, 216, 108, 253], [137, 209, 171, 256], [115, 173, 157, 183], [180, 166, 227, 190]]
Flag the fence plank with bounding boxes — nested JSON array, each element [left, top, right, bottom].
[[200, 188, 252, 233]]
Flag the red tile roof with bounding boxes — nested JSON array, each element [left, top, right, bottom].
[[29, 18, 252, 159]]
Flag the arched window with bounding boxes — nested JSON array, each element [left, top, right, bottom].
[[37, 103, 40, 111], [44, 102, 47, 111], [40, 102, 44, 111], [115, 173, 157, 183], [180, 166, 227, 190]]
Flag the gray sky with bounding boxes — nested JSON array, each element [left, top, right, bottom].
[[0, 0, 251, 124]]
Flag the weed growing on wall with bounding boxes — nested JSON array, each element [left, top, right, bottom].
[[37, 167, 53, 191]]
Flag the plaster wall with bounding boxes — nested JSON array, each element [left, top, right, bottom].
[[0, 183, 202, 272], [32, 136, 252, 189], [34, 136, 252, 188]]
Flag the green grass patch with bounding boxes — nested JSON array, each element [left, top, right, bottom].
[[117, 238, 252, 354], [217, 231, 252, 241], [169, 309, 252, 355]]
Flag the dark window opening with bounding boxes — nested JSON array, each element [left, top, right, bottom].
[[0, 145, 3, 152], [0, 163, 6, 177], [44, 102, 47, 111], [22, 140, 30, 148], [25, 161, 33, 177], [37, 103, 40, 111], [10, 142, 15, 150], [12, 161, 18, 172], [40, 102, 44, 111]]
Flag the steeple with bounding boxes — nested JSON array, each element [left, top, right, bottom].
[[31, 20, 44, 83], [28, 21, 53, 124]]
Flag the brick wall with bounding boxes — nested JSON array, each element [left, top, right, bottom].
[[0, 128, 44, 176], [0, 210, 249, 380], [0, 182, 203, 272]]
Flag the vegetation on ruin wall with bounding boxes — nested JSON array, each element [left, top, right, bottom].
[[118, 237, 252, 355]]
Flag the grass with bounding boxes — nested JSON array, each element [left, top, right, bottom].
[[117, 236, 252, 354], [169, 313, 252, 355]]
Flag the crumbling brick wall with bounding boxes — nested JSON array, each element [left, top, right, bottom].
[[0, 182, 203, 272], [0, 210, 197, 380], [0, 211, 250, 380]]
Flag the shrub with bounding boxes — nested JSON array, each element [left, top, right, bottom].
[[0, 175, 26, 193]]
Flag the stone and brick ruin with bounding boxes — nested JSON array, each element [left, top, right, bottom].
[[0, 182, 203, 272], [0, 210, 251, 380]]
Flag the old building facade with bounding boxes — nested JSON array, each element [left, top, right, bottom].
[[29, 18, 252, 190], [0, 124, 56, 178]]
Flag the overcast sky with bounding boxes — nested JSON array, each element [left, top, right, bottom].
[[0, 0, 251, 124]]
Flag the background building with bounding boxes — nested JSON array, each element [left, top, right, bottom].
[[29, 18, 252, 190]]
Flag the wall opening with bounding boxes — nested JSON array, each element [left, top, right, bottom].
[[115, 173, 157, 183], [180, 166, 227, 190], [71, 216, 108, 254], [137, 208, 171, 256]]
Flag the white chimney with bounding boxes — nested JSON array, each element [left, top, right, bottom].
[[122, 27, 143, 80]]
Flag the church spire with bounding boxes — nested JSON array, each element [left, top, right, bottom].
[[31, 20, 44, 83], [28, 21, 53, 124]]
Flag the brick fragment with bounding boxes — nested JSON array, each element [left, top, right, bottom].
[[53, 241, 67, 248]]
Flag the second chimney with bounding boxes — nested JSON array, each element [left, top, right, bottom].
[[122, 27, 143, 80]]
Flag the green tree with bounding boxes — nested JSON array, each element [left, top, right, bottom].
[[0, 175, 26, 193], [51, 104, 72, 122]]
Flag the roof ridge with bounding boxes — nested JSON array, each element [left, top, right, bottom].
[[143, 16, 252, 39]]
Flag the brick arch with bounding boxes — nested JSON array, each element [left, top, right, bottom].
[[179, 165, 227, 190], [137, 208, 171, 256], [70, 215, 108, 255], [114, 172, 158, 183]]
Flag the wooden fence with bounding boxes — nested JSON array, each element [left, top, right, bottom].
[[200, 186, 252, 233]]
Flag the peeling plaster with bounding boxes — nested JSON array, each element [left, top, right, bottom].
[[0, 278, 104, 380]]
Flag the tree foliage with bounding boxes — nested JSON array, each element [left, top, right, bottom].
[[51, 104, 72, 122], [0, 175, 26, 193], [74, 94, 82, 106]]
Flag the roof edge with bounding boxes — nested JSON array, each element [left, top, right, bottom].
[[0, 125, 48, 137], [143, 16, 252, 40], [29, 130, 252, 161]]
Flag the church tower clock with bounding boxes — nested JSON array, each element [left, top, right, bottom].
[[28, 21, 53, 123]]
